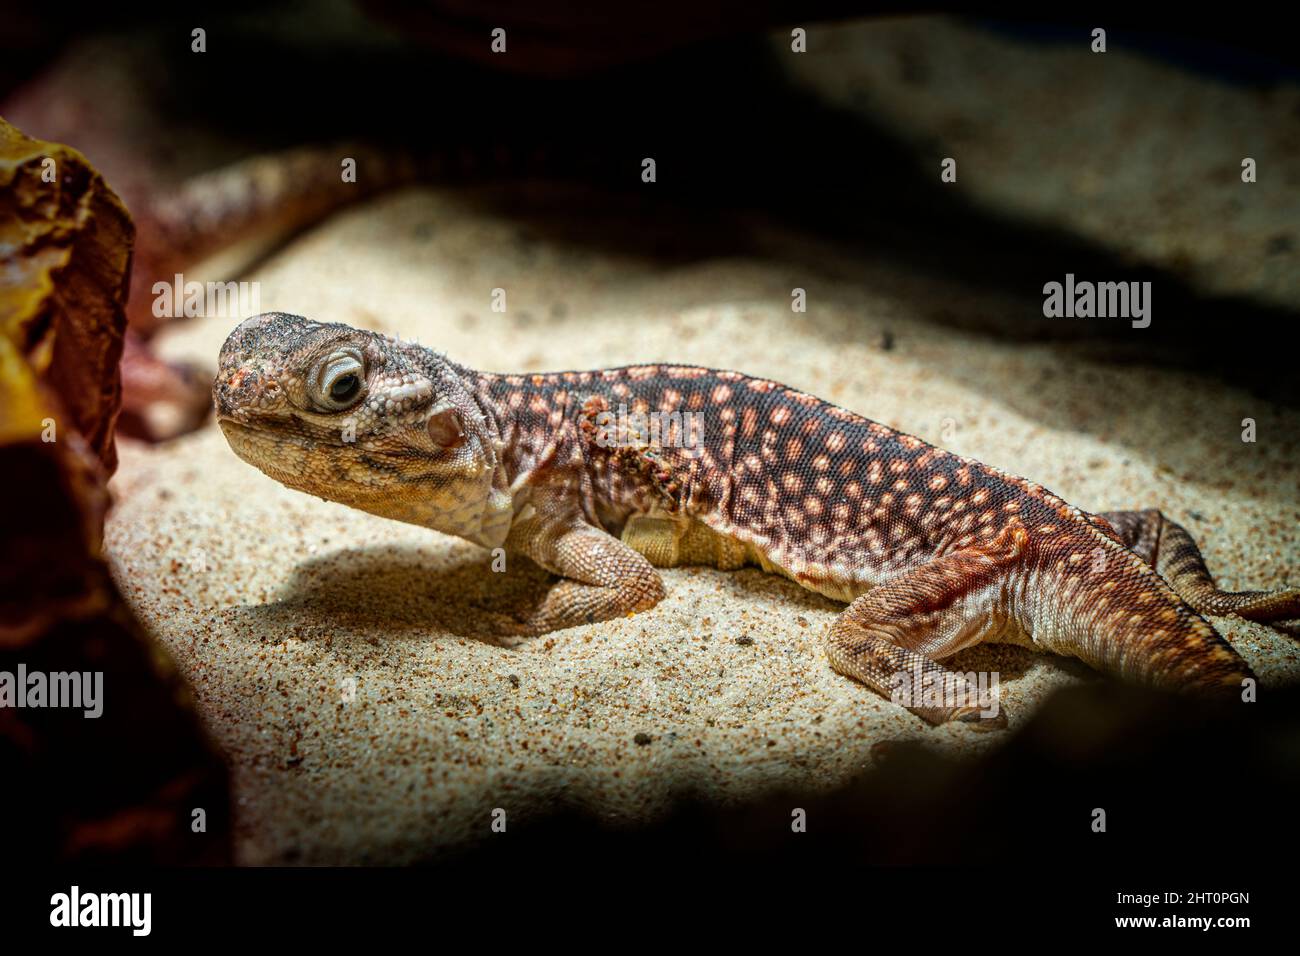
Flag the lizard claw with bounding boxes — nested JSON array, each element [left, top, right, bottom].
[[472, 609, 542, 646], [951, 707, 1008, 731]]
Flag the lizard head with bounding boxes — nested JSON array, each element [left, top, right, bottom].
[[213, 312, 513, 546]]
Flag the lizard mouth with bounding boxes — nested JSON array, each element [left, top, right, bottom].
[[215, 417, 270, 456], [217, 417, 364, 473], [216, 419, 329, 495], [214, 415, 263, 436]]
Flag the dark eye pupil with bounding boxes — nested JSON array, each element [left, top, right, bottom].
[[330, 373, 360, 401]]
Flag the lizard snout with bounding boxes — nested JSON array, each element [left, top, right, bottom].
[[213, 366, 278, 421]]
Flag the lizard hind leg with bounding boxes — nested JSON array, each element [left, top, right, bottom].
[[827, 545, 1022, 728], [1100, 509, 1300, 622]]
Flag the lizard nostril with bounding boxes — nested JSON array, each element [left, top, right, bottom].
[[213, 366, 274, 421]]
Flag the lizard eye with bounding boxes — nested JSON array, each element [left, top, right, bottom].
[[330, 373, 360, 402], [314, 351, 367, 410]]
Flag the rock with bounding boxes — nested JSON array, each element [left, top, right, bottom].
[[0, 118, 230, 863], [0, 117, 131, 473]]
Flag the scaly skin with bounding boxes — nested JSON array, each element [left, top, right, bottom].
[[213, 313, 1300, 727]]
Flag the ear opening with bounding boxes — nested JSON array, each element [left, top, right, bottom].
[[427, 405, 467, 449]]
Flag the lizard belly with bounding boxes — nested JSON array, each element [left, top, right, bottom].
[[618, 513, 873, 603]]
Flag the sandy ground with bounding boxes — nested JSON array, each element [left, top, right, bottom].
[[785, 18, 1300, 307], [104, 22, 1300, 865]]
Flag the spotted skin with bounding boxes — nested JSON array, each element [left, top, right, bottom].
[[214, 313, 1300, 727]]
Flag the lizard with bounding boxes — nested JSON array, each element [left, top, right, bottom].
[[212, 312, 1300, 728]]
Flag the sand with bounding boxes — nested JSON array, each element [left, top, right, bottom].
[[104, 22, 1300, 865]]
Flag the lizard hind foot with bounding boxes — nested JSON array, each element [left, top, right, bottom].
[[827, 547, 1019, 729], [1197, 586, 1300, 624], [1100, 509, 1300, 623]]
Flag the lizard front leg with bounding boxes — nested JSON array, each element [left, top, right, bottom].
[[490, 509, 666, 636], [827, 540, 1025, 728]]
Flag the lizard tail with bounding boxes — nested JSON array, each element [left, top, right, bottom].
[[1029, 525, 1257, 698], [128, 140, 581, 336], [129, 142, 420, 334]]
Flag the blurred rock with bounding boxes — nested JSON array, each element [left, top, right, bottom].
[[0, 117, 230, 863], [0, 117, 130, 472]]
